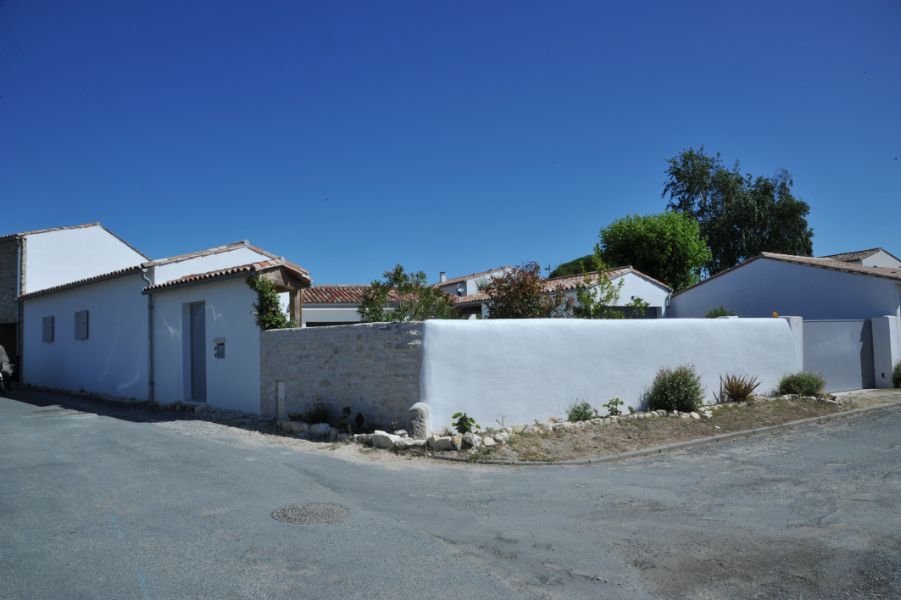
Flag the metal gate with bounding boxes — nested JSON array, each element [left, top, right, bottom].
[[803, 320, 874, 392]]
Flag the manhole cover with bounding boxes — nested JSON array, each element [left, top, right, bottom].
[[272, 503, 347, 524]]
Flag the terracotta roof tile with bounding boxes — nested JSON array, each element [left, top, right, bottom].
[[145, 259, 309, 292], [303, 285, 371, 304]]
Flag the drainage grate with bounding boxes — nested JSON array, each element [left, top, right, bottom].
[[272, 503, 347, 524]]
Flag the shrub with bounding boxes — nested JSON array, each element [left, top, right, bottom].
[[646, 365, 704, 412], [602, 397, 623, 416], [719, 374, 760, 403], [778, 372, 826, 397], [566, 401, 595, 422], [893, 362, 901, 388], [451, 412, 479, 434], [705, 306, 735, 318]]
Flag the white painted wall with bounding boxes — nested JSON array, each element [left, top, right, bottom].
[[301, 305, 362, 326], [871, 316, 901, 389], [420, 318, 801, 427], [152, 277, 261, 413], [23, 226, 146, 293], [152, 247, 271, 285], [22, 274, 149, 400], [616, 272, 670, 310], [860, 250, 901, 268], [669, 259, 901, 320]]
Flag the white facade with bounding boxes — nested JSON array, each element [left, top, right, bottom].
[[151, 277, 262, 413], [420, 318, 802, 427], [858, 250, 901, 268], [561, 271, 671, 315], [151, 246, 272, 285], [669, 258, 901, 321], [23, 225, 146, 293], [21, 273, 149, 400]]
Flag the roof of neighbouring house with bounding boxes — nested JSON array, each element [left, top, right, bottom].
[[450, 267, 672, 307], [0, 222, 149, 260], [672, 252, 901, 297], [821, 247, 901, 264], [144, 259, 310, 292], [303, 285, 371, 305], [434, 267, 509, 288]]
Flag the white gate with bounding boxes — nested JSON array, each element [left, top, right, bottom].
[[803, 320, 874, 392]]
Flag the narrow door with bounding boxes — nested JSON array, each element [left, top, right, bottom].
[[189, 301, 207, 401]]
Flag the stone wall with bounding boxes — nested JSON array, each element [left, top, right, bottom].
[[260, 322, 423, 428], [0, 237, 19, 324]]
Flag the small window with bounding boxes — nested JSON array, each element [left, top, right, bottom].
[[42, 316, 55, 343], [74, 310, 89, 341]]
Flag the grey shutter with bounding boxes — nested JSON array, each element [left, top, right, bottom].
[[42, 316, 54, 343], [74, 310, 89, 341]]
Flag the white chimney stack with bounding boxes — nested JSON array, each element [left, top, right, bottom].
[[439, 271, 447, 283]]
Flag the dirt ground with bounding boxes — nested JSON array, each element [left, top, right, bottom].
[[479, 389, 901, 463]]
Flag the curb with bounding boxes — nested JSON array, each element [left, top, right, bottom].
[[428, 400, 901, 467]]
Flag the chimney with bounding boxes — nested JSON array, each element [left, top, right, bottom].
[[439, 271, 447, 283]]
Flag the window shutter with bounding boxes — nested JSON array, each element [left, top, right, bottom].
[[42, 316, 54, 343], [74, 311, 89, 341]]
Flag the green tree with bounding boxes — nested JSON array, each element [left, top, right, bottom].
[[599, 212, 711, 290], [664, 147, 814, 274], [549, 255, 595, 278], [569, 249, 625, 319], [358, 264, 457, 322], [482, 262, 562, 318]]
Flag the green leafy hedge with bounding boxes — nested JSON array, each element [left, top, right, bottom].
[[777, 372, 825, 397], [646, 365, 704, 412]]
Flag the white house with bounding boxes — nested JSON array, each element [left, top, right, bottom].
[[452, 267, 672, 318], [821, 247, 901, 269], [668, 252, 901, 392], [301, 285, 371, 327], [668, 252, 901, 321], [0, 222, 148, 372], [20, 240, 310, 413]]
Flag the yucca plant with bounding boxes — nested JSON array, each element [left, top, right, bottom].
[[719, 374, 760, 403]]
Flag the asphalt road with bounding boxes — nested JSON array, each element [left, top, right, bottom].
[[1, 392, 899, 599]]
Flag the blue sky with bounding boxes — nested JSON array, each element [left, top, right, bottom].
[[2, 0, 899, 283]]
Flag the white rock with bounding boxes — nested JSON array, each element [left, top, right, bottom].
[[482, 436, 497, 448], [309, 423, 333, 437], [689, 412, 701, 420], [407, 402, 431, 440], [493, 431, 509, 443], [394, 437, 426, 449], [371, 430, 400, 449], [462, 433, 482, 448], [427, 435, 455, 451], [392, 429, 409, 438]]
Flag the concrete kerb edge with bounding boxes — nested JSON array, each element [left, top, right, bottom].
[[428, 400, 901, 467]]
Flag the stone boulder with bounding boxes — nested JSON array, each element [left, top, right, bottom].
[[461, 433, 482, 449], [427, 435, 455, 451], [407, 402, 432, 440], [371, 430, 401, 449]]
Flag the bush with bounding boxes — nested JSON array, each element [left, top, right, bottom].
[[719, 374, 760, 403], [566, 401, 595, 422], [893, 362, 901, 388], [778, 372, 826, 397], [705, 306, 735, 318], [646, 366, 704, 412], [602, 397, 623, 416], [451, 412, 479, 434]]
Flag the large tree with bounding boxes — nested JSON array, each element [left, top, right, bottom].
[[599, 212, 711, 290], [358, 265, 457, 322], [664, 147, 814, 274]]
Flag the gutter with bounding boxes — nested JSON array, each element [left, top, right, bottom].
[[141, 268, 155, 403]]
